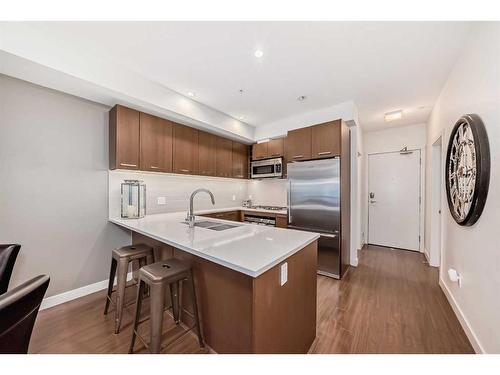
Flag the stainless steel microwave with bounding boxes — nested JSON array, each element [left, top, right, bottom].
[[250, 157, 283, 179]]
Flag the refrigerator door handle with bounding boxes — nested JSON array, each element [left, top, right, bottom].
[[287, 180, 292, 224]]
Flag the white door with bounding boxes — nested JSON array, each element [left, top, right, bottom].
[[368, 150, 421, 251]]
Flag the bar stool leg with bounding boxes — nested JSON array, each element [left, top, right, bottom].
[[149, 283, 166, 353], [115, 257, 129, 334], [188, 270, 204, 347], [177, 280, 183, 324], [169, 283, 179, 324], [129, 279, 145, 354], [104, 257, 117, 315]]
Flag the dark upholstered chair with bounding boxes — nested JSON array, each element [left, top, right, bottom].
[[0, 244, 21, 295], [0, 275, 50, 354]]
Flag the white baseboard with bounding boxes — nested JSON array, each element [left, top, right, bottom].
[[350, 257, 359, 267], [439, 277, 484, 353], [41, 272, 133, 311], [424, 248, 431, 263]]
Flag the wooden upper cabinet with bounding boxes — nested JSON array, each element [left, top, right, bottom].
[[267, 138, 284, 158], [311, 120, 341, 158], [286, 127, 312, 161], [139, 113, 173, 172], [109, 105, 140, 170], [216, 136, 233, 177], [232, 142, 249, 179], [198, 131, 217, 176], [173, 124, 199, 175], [252, 142, 268, 160]]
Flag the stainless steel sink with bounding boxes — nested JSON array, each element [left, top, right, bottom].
[[181, 220, 240, 231]]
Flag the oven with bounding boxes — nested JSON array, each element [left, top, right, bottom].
[[250, 157, 283, 179], [243, 214, 276, 226]]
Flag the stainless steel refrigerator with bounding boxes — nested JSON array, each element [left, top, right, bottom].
[[287, 158, 341, 278]]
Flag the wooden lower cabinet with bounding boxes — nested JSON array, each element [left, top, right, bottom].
[[132, 232, 317, 353], [276, 215, 288, 228], [201, 210, 240, 222]]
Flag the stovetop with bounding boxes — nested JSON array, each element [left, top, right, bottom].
[[247, 205, 287, 211]]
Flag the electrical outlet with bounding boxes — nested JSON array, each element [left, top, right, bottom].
[[232, 194, 236, 201], [280, 262, 288, 286], [157, 197, 166, 205]]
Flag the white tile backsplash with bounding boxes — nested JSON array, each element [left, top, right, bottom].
[[247, 179, 288, 207], [109, 170, 249, 218], [109, 170, 288, 218]]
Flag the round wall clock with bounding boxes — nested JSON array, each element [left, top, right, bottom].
[[445, 114, 490, 226]]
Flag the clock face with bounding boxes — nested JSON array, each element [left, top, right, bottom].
[[445, 115, 490, 226]]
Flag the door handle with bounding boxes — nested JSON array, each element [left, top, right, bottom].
[[288, 181, 292, 224]]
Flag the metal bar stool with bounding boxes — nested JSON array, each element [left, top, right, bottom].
[[129, 258, 204, 354], [104, 244, 154, 334]]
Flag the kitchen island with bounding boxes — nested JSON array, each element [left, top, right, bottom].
[[110, 212, 319, 353]]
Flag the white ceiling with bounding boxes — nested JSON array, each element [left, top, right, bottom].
[[12, 22, 471, 132]]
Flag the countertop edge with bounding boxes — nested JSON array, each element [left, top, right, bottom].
[[109, 218, 319, 278]]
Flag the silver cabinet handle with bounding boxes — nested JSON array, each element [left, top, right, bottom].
[[271, 153, 280, 156], [120, 163, 137, 167], [293, 155, 304, 159], [180, 169, 190, 172], [318, 151, 331, 155], [150, 166, 159, 169]]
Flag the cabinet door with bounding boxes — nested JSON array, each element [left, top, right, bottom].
[[173, 124, 199, 175], [252, 142, 268, 160], [267, 138, 284, 158], [285, 127, 312, 161], [311, 120, 341, 158], [276, 215, 288, 228], [232, 142, 249, 179], [140, 113, 173, 172], [109, 105, 140, 170], [216, 137, 233, 177], [198, 131, 217, 176]]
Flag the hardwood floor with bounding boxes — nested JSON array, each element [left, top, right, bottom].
[[29, 245, 473, 354]]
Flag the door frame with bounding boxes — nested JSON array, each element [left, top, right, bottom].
[[367, 148, 424, 252], [429, 132, 445, 268]]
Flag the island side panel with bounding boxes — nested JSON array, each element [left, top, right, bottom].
[[252, 240, 318, 353], [172, 247, 254, 353], [132, 232, 254, 353]]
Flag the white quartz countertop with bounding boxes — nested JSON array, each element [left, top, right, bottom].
[[109, 212, 318, 278]]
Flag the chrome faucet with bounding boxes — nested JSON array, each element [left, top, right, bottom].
[[186, 188, 216, 228]]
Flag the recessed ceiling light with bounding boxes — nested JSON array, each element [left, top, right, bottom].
[[254, 50, 264, 58], [384, 110, 403, 122], [187, 91, 195, 97], [297, 95, 307, 101]]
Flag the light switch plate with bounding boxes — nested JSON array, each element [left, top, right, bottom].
[[157, 197, 166, 205], [232, 194, 236, 201], [280, 262, 288, 286]]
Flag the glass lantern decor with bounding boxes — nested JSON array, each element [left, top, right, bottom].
[[121, 180, 146, 219]]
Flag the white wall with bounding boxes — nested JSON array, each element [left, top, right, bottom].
[[424, 23, 500, 353], [109, 171, 249, 218], [254, 100, 358, 140], [362, 123, 427, 250], [0, 75, 131, 297]]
